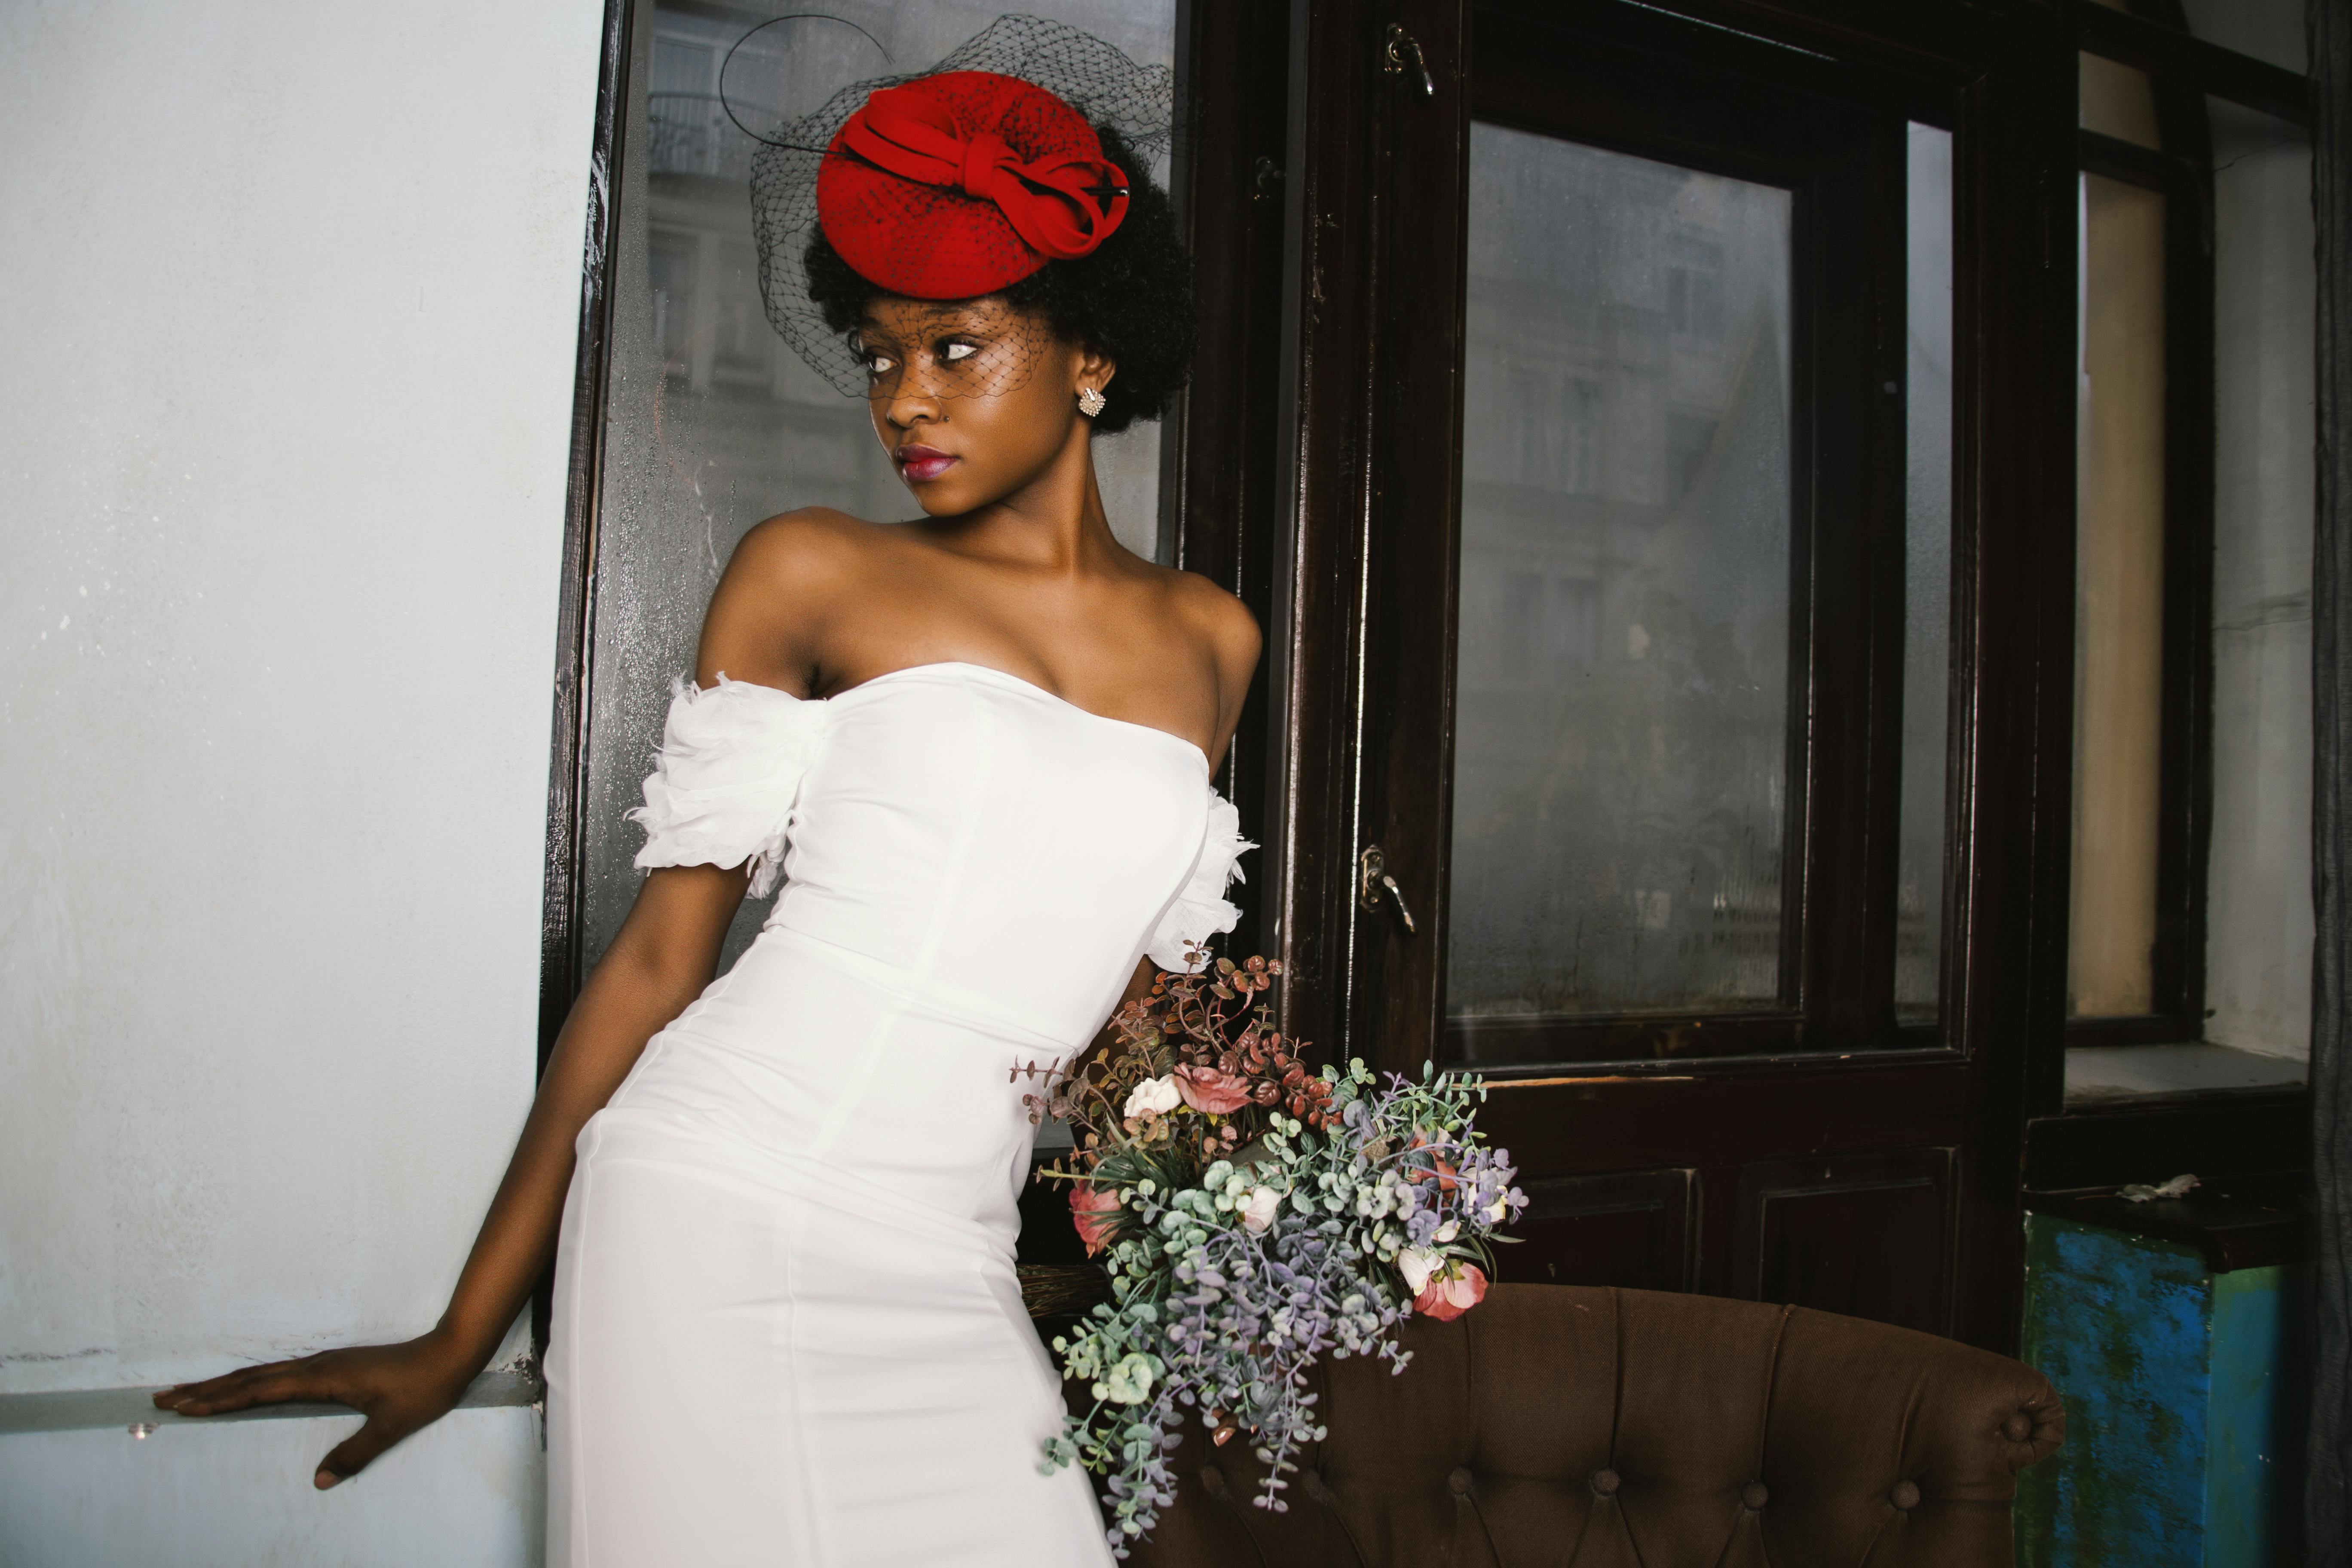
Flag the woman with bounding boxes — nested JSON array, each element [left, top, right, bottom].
[[156, 36, 1255, 1566]]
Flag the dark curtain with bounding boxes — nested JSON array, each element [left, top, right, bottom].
[[2315, 0, 2352, 1556]]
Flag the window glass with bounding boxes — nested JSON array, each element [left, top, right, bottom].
[[2079, 52, 2163, 150], [579, 1, 1178, 974], [1897, 122, 1954, 1023], [2070, 172, 2168, 1017], [2204, 95, 2315, 1055], [1448, 124, 1792, 1026]]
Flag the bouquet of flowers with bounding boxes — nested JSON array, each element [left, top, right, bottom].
[[1027, 953, 1524, 1554]]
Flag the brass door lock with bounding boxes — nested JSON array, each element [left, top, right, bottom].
[[1382, 24, 1436, 98], [1359, 843, 1419, 934]]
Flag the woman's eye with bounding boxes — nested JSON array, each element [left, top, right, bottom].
[[943, 341, 977, 362], [864, 353, 896, 374]]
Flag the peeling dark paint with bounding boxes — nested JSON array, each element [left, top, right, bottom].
[[2016, 1213, 2304, 1566]]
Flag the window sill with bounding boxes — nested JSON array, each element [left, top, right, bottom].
[[2063, 1040, 2308, 1107], [0, 1367, 536, 1438]]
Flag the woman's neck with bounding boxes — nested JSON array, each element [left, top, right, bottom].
[[931, 425, 1124, 574]]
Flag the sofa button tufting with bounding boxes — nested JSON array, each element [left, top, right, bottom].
[[1741, 1482, 1770, 1511], [2003, 1412, 2034, 1441], [1448, 1466, 1476, 1496], [1590, 1468, 1622, 1497], [1890, 1480, 1921, 1510], [1199, 1464, 1230, 1501]]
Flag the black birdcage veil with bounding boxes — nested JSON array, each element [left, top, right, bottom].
[[735, 14, 1177, 401]]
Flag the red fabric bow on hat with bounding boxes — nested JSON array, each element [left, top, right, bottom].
[[818, 71, 1130, 300]]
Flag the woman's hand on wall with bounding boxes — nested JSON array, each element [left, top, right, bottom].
[[144, 859, 750, 1487], [150, 1329, 481, 1488]]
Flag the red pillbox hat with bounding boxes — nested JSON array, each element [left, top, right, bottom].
[[816, 70, 1130, 301]]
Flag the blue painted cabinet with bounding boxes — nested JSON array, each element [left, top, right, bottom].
[[2016, 1212, 2304, 1566]]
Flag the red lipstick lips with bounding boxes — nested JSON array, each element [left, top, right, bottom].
[[894, 444, 957, 482]]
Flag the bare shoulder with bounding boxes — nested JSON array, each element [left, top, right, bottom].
[[699, 508, 894, 691], [1162, 567, 1262, 681], [726, 506, 894, 586], [1147, 567, 1260, 738]]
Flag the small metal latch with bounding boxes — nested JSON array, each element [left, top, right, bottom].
[[1359, 844, 1419, 934], [1252, 155, 1284, 202], [1383, 24, 1436, 98]]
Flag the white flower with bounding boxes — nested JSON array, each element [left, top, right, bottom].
[[1397, 1246, 1438, 1295], [1483, 1191, 1508, 1225], [1433, 1219, 1460, 1244], [1240, 1186, 1282, 1234], [1097, 1352, 1157, 1406], [1123, 1075, 1182, 1120]]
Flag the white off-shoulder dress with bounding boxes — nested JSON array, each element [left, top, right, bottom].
[[545, 662, 1250, 1567]]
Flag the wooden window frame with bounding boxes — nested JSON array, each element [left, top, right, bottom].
[[542, 0, 633, 1087], [2023, 0, 2313, 1169], [1162, 0, 1295, 963], [1412, 2, 1938, 1069], [2064, 0, 2238, 1050]]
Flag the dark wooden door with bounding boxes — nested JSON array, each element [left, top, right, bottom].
[[1270, 0, 2075, 1349]]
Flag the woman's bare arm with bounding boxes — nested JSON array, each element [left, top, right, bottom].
[[1082, 586, 1263, 1067], [153, 862, 747, 1487]]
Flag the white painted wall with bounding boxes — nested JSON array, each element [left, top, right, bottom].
[[0, 0, 603, 1556], [0, 1402, 543, 1568]]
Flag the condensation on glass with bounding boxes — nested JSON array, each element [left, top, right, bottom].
[[1898, 123, 1955, 1023], [2070, 168, 2168, 1017], [1446, 125, 1792, 1027], [580, 0, 1177, 974]]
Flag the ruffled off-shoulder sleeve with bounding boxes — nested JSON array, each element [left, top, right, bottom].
[[1145, 790, 1256, 973], [628, 676, 824, 897]]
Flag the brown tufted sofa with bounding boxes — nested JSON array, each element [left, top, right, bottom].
[[1104, 1284, 2064, 1567]]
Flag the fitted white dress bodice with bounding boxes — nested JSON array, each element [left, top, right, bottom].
[[546, 662, 1249, 1567], [635, 661, 1244, 1044]]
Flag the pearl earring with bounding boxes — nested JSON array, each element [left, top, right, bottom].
[[1077, 386, 1106, 418]]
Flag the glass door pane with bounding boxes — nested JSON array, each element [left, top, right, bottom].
[[1447, 125, 1793, 1027], [1898, 122, 1955, 1022]]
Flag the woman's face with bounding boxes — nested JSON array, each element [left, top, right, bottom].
[[854, 294, 1113, 517]]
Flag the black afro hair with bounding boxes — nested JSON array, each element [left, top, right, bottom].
[[803, 126, 1194, 435]]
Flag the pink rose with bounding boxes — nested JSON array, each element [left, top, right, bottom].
[[1069, 1185, 1123, 1257], [1413, 1262, 1488, 1322], [1174, 1065, 1254, 1115]]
